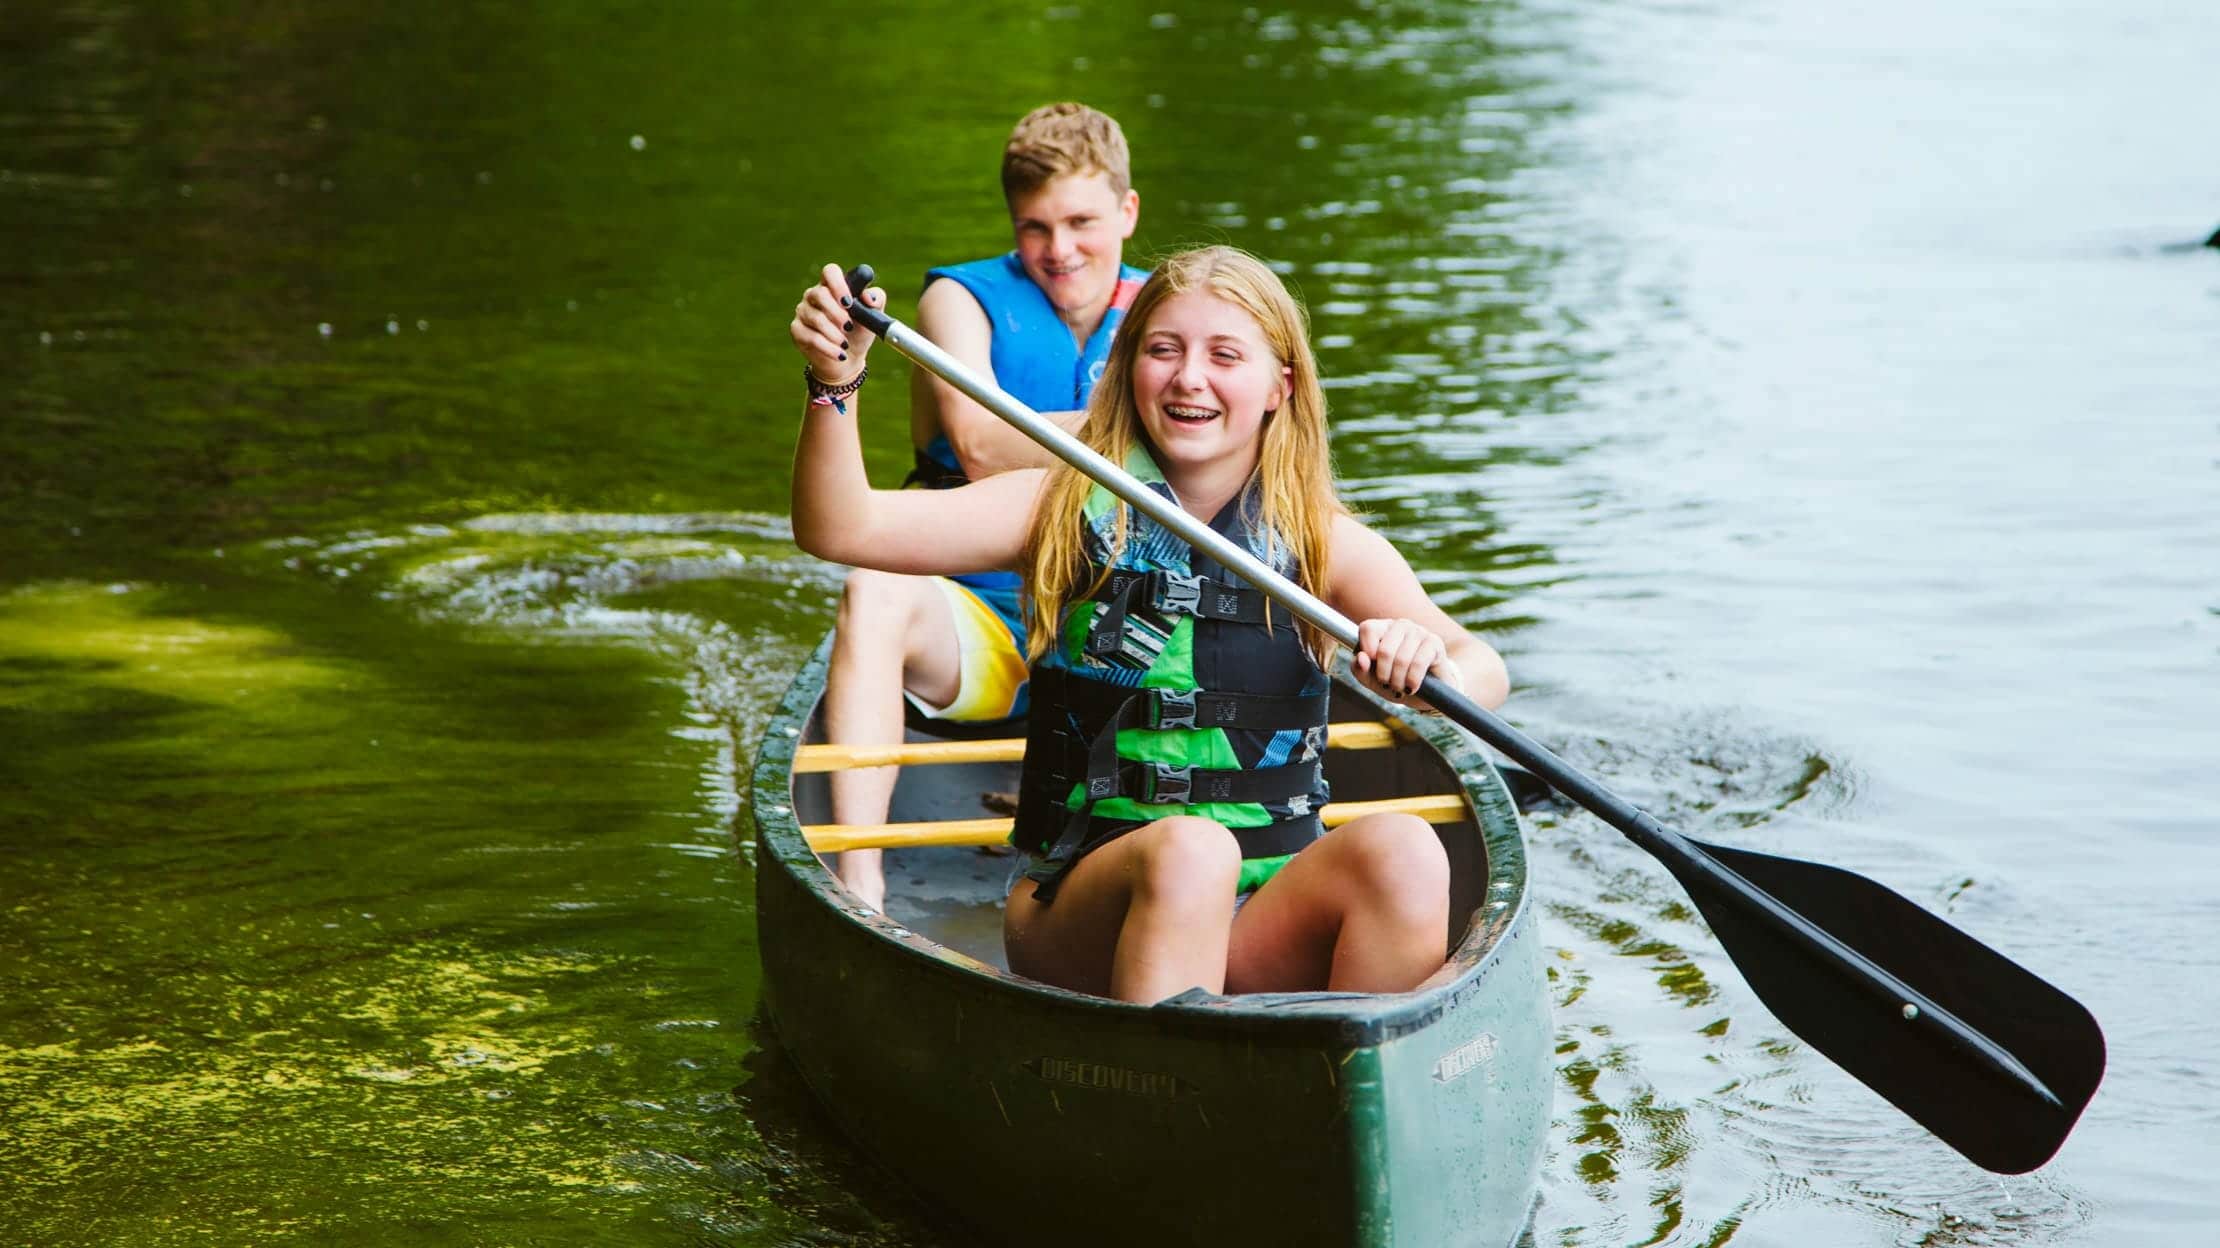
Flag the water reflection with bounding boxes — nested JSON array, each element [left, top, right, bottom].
[[0, 522, 894, 1243]]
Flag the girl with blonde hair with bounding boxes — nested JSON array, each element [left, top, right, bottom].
[[790, 245, 1508, 1003]]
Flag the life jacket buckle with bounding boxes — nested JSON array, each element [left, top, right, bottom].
[[1150, 689, 1198, 730], [1143, 763, 1193, 804], [1153, 571, 1203, 616]]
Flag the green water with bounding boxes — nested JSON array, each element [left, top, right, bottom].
[[11, 0, 2214, 1244], [2, 2, 1561, 1241]]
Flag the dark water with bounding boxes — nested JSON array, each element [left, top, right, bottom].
[[5, 1, 2215, 1244]]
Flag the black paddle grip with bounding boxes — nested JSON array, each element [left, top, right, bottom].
[[841, 264, 894, 338]]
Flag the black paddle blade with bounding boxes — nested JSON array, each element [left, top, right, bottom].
[[1664, 838, 2105, 1174]]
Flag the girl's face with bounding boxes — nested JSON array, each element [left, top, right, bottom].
[[1131, 291, 1291, 476]]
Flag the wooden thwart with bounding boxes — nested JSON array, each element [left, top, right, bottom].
[[804, 792, 1471, 853], [793, 720, 1405, 773]]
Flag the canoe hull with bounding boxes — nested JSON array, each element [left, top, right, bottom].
[[754, 637, 1552, 1246]]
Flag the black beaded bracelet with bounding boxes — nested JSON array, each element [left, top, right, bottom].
[[805, 363, 868, 408]]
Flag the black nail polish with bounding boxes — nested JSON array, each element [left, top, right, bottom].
[[838, 351, 847, 361], [843, 321, 854, 332]]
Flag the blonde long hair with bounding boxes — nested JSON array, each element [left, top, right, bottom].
[[1024, 245, 1345, 667]]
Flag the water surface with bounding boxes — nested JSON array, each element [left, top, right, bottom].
[[5, 1, 2216, 1244]]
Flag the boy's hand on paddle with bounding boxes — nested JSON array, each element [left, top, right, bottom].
[[790, 263, 884, 386], [1353, 617, 1463, 705]]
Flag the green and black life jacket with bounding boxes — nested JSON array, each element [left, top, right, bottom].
[[1012, 445, 1332, 899]]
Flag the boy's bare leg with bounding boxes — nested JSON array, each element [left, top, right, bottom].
[[821, 568, 962, 911]]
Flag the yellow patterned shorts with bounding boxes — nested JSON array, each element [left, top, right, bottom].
[[904, 575, 1030, 723]]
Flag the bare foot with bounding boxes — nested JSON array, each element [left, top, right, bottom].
[[833, 851, 886, 912]]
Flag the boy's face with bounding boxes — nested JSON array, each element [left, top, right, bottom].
[[1008, 170, 1140, 321]]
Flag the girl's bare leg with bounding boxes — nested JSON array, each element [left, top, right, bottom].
[[1003, 816, 1241, 1003], [1224, 813, 1450, 994]]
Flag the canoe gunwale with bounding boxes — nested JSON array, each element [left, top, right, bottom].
[[752, 634, 1534, 1048]]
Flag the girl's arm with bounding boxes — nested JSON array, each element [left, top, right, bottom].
[[1323, 514, 1510, 711], [788, 264, 1042, 574]]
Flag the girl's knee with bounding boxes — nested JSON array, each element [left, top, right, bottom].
[[1345, 815, 1449, 901], [1131, 817, 1241, 901]]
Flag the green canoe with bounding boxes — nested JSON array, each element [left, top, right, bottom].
[[751, 635, 1553, 1247]]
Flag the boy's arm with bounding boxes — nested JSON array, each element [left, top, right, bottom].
[[912, 278, 1087, 479]]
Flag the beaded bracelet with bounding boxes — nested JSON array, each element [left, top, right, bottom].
[[805, 363, 868, 414]]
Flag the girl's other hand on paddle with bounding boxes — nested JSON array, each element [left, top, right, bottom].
[[1353, 617, 1462, 704], [790, 263, 883, 384]]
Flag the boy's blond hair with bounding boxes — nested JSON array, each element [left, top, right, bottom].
[[1001, 102, 1132, 201]]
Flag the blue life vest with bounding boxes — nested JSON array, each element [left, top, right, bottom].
[[1013, 445, 1331, 898], [907, 253, 1149, 495]]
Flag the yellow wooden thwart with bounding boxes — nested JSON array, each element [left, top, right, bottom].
[[792, 720, 1404, 773], [803, 793, 1470, 853]]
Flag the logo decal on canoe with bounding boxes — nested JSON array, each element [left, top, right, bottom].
[[1433, 1032, 1498, 1084], [1023, 1057, 1197, 1100]]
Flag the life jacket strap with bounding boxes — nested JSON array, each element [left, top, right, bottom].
[[1070, 687, 1321, 812], [1012, 670, 1330, 901], [1083, 569, 1282, 660], [1037, 756, 1321, 894], [1055, 687, 1322, 862], [1144, 686, 1327, 731], [1091, 758, 1324, 806]]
